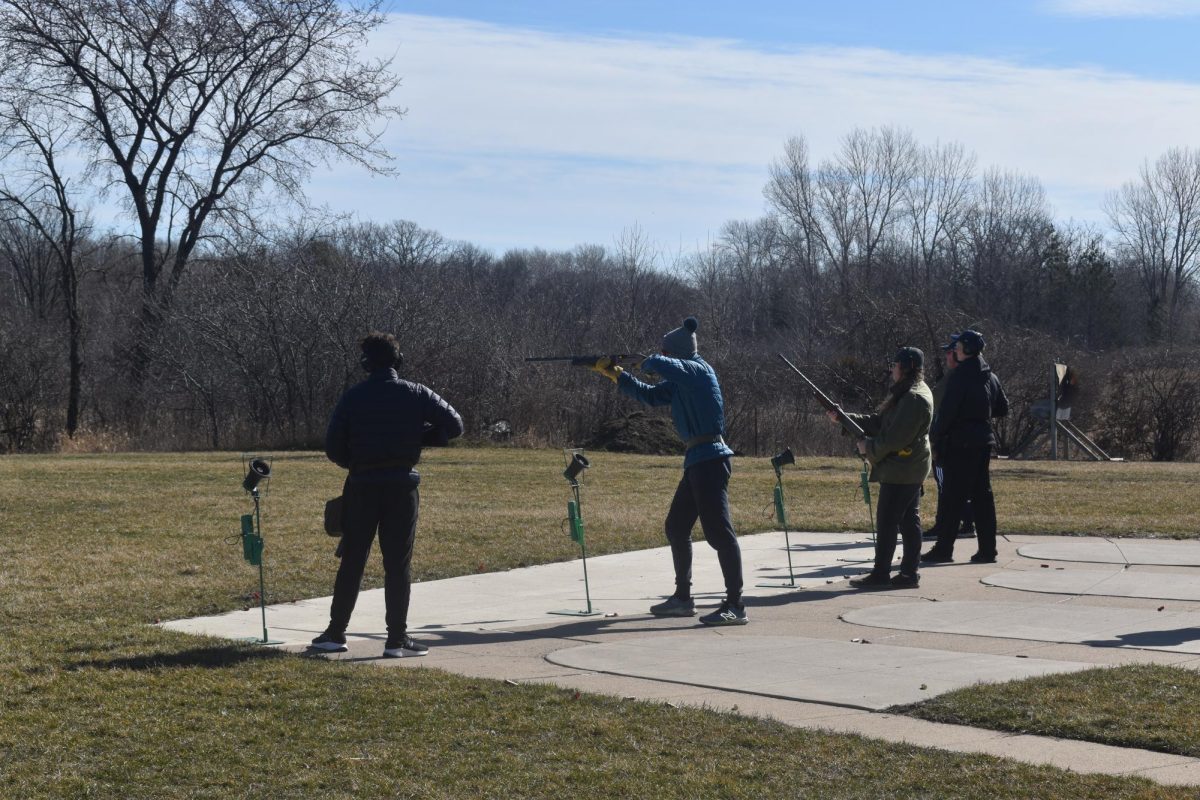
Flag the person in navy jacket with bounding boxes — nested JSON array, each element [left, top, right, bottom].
[[311, 332, 463, 657], [592, 316, 747, 626]]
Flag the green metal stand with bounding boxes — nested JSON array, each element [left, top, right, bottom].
[[550, 450, 601, 617], [241, 489, 283, 645], [757, 476, 800, 588], [840, 460, 877, 564]]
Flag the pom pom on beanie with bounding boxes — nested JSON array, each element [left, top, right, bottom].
[[662, 317, 699, 358]]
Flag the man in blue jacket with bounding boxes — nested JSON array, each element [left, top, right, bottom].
[[311, 332, 463, 657], [591, 316, 747, 625]]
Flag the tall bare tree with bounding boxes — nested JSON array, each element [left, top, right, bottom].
[[0, 99, 91, 435], [1106, 147, 1200, 345], [0, 0, 402, 383], [904, 140, 975, 293]]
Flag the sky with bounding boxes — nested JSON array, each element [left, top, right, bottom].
[[308, 1, 1200, 256]]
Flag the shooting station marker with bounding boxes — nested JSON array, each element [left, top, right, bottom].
[[549, 448, 601, 617]]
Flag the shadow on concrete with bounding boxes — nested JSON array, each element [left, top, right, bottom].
[[304, 584, 876, 659], [1083, 628, 1200, 649]]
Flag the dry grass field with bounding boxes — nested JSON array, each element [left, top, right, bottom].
[[0, 448, 1196, 799]]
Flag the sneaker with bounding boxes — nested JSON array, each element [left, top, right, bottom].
[[890, 572, 920, 588], [699, 601, 748, 626], [848, 572, 893, 589], [958, 525, 976, 539], [649, 596, 696, 617], [383, 636, 429, 658], [310, 631, 347, 652], [969, 552, 997, 564], [920, 549, 954, 563]]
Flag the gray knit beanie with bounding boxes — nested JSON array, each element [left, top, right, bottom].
[[661, 316, 699, 358]]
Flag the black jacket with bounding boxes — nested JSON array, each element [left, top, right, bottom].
[[929, 355, 1008, 450], [325, 368, 464, 484]]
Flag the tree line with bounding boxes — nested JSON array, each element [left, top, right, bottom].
[[1, 2, 1199, 460]]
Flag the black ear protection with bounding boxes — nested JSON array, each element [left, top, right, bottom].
[[360, 352, 404, 372]]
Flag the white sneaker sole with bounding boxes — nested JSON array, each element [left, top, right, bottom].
[[309, 641, 348, 652], [383, 647, 429, 658]]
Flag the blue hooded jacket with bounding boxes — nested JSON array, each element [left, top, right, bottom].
[[618, 354, 734, 468]]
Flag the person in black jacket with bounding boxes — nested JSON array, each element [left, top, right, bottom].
[[311, 332, 463, 657], [921, 329, 1008, 565]]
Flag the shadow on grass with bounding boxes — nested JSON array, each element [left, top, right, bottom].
[[72, 643, 288, 671]]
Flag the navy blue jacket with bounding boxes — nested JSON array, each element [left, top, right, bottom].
[[618, 354, 734, 468], [325, 368, 463, 484], [929, 355, 1008, 450]]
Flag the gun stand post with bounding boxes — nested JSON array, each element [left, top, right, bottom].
[[550, 449, 601, 617], [757, 470, 799, 588], [239, 454, 282, 645], [840, 460, 877, 564]]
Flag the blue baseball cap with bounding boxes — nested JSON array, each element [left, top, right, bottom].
[[941, 333, 960, 352]]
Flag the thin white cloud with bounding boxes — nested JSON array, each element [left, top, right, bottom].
[[1044, 0, 1200, 17], [340, 13, 1200, 252]]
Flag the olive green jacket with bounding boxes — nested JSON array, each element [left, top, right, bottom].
[[846, 381, 933, 485]]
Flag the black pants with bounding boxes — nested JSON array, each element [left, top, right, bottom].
[[328, 480, 419, 638], [872, 483, 923, 576], [665, 456, 743, 603], [932, 463, 974, 531], [932, 445, 997, 556]]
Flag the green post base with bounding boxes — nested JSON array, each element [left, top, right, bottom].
[[241, 636, 286, 646], [548, 608, 602, 617], [756, 579, 800, 589]]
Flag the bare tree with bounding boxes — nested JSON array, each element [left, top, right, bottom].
[[904, 140, 975, 294], [0, 0, 402, 383], [838, 126, 918, 273], [0, 99, 91, 435], [1105, 147, 1200, 345]]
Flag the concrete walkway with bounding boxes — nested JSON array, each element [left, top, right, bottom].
[[164, 531, 1200, 786]]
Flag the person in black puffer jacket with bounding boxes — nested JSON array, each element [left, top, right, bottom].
[[311, 332, 463, 658], [922, 329, 1008, 565]]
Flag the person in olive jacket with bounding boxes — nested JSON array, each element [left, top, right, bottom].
[[828, 346, 933, 588], [922, 329, 1008, 564]]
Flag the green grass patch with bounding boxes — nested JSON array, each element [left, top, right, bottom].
[[1, 449, 1197, 798], [894, 664, 1200, 759]]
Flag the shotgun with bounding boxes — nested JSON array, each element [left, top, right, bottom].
[[777, 353, 865, 438]]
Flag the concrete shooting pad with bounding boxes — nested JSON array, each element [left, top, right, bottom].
[[842, 601, 1200, 654], [162, 531, 874, 645], [546, 634, 1092, 710], [982, 568, 1200, 601], [1017, 540, 1200, 567]]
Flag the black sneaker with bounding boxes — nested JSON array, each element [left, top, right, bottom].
[[969, 552, 997, 564], [699, 601, 748, 626], [921, 549, 954, 563], [958, 525, 976, 539], [383, 636, 429, 658], [890, 572, 920, 588], [310, 631, 348, 652], [649, 596, 696, 617], [848, 572, 893, 589]]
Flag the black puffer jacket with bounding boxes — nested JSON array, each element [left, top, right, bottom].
[[929, 355, 1008, 450], [325, 368, 463, 484]]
